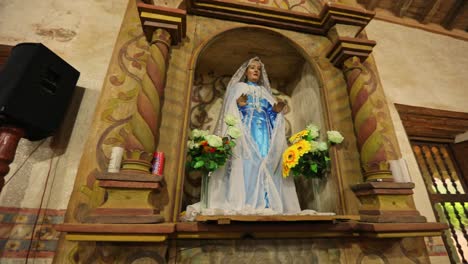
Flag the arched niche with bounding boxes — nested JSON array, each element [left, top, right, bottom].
[[182, 26, 338, 214]]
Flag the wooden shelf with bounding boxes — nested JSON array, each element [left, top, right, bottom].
[[55, 223, 175, 242], [195, 214, 359, 224], [356, 222, 449, 238], [54, 219, 448, 241]]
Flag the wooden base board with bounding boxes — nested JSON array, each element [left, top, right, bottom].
[[195, 214, 360, 224], [55, 223, 175, 233], [55, 223, 175, 242]]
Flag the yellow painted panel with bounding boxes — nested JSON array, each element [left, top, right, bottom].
[[140, 12, 182, 23], [342, 43, 373, 51], [66, 233, 167, 242], [100, 189, 153, 209]]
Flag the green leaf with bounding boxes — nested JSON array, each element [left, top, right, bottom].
[[310, 163, 318, 173], [208, 160, 217, 170], [194, 160, 204, 169]]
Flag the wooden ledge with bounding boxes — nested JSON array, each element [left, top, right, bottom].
[[195, 214, 359, 224], [352, 182, 415, 190], [55, 223, 175, 233], [97, 172, 163, 182], [356, 222, 448, 238], [176, 221, 358, 239], [175, 220, 447, 239], [176, 221, 357, 232], [55, 223, 175, 242], [54, 220, 448, 241]]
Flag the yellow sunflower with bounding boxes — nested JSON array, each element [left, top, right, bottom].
[[282, 163, 290, 178], [283, 146, 300, 169], [289, 129, 309, 144], [294, 140, 312, 156]]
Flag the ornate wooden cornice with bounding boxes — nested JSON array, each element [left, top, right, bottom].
[[137, 2, 187, 45], [395, 104, 468, 142], [326, 36, 376, 67], [185, 0, 374, 35]]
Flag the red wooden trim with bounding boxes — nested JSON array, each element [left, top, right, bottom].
[[92, 208, 158, 215], [97, 172, 162, 182], [356, 222, 448, 232], [98, 180, 160, 189], [55, 223, 175, 233], [354, 189, 414, 196], [352, 182, 415, 190]]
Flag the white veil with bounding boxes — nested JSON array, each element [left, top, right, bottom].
[[184, 57, 301, 219]]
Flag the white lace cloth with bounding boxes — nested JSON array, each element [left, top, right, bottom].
[[181, 202, 335, 221]]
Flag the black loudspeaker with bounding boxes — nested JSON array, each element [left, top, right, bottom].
[[0, 43, 80, 140]]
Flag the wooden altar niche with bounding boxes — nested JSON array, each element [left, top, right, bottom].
[[182, 26, 344, 218], [54, 1, 449, 261]]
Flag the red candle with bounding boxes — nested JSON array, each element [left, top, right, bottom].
[[152, 151, 165, 176]]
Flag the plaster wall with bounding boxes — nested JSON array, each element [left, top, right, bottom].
[[0, 0, 127, 262], [366, 19, 468, 223], [0, 0, 126, 210]]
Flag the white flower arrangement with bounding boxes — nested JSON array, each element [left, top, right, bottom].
[[186, 115, 242, 172]]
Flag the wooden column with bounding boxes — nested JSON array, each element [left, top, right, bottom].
[[86, 4, 186, 224], [327, 37, 425, 223], [122, 28, 172, 173], [123, 3, 186, 171]]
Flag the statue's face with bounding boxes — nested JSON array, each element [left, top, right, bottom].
[[245, 61, 261, 83]]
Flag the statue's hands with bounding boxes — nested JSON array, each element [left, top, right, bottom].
[[273, 100, 287, 113], [237, 94, 248, 107]]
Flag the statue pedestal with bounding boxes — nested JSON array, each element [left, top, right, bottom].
[[84, 172, 164, 224], [352, 182, 427, 223]]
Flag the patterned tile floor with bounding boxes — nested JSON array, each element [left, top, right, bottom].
[[0, 207, 65, 262]]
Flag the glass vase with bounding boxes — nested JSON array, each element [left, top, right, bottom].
[[200, 170, 211, 211]]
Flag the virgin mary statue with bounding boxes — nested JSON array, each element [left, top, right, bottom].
[[185, 57, 301, 219]]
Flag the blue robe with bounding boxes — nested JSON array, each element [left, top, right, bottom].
[[238, 82, 277, 157], [238, 81, 277, 208]]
